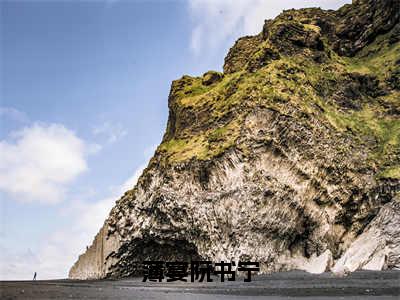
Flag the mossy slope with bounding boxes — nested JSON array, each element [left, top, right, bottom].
[[155, 1, 399, 179]]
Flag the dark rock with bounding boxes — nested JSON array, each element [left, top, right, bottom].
[[202, 71, 223, 86], [223, 35, 262, 74], [247, 47, 280, 72], [333, 0, 400, 56], [387, 68, 400, 90]]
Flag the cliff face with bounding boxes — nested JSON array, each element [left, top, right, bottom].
[[69, 0, 400, 279]]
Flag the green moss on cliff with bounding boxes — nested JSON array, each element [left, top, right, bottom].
[[159, 119, 240, 162], [343, 32, 400, 80], [158, 12, 399, 173], [379, 166, 400, 179]]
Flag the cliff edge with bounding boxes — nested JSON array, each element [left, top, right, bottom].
[[70, 0, 400, 279]]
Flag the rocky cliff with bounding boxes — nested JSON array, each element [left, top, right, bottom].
[[69, 0, 400, 279]]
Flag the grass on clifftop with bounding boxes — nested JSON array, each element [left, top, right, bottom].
[[159, 34, 399, 178]]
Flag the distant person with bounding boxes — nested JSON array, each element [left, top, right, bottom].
[[33, 272, 37, 281]]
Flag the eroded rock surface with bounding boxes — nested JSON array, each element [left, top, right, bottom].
[[69, 0, 400, 279], [332, 198, 400, 274]]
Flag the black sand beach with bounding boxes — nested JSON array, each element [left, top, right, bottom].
[[1, 270, 399, 299]]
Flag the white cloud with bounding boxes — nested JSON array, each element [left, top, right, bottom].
[[189, 0, 351, 55], [92, 121, 127, 144], [0, 165, 146, 280], [0, 147, 152, 280], [0, 247, 40, 280], [0, 123, 94, 204]]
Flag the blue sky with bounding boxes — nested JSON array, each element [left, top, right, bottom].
[[0, 0, 350, 280]]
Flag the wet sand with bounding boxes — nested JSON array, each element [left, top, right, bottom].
[[1, 270, 399, 299]]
